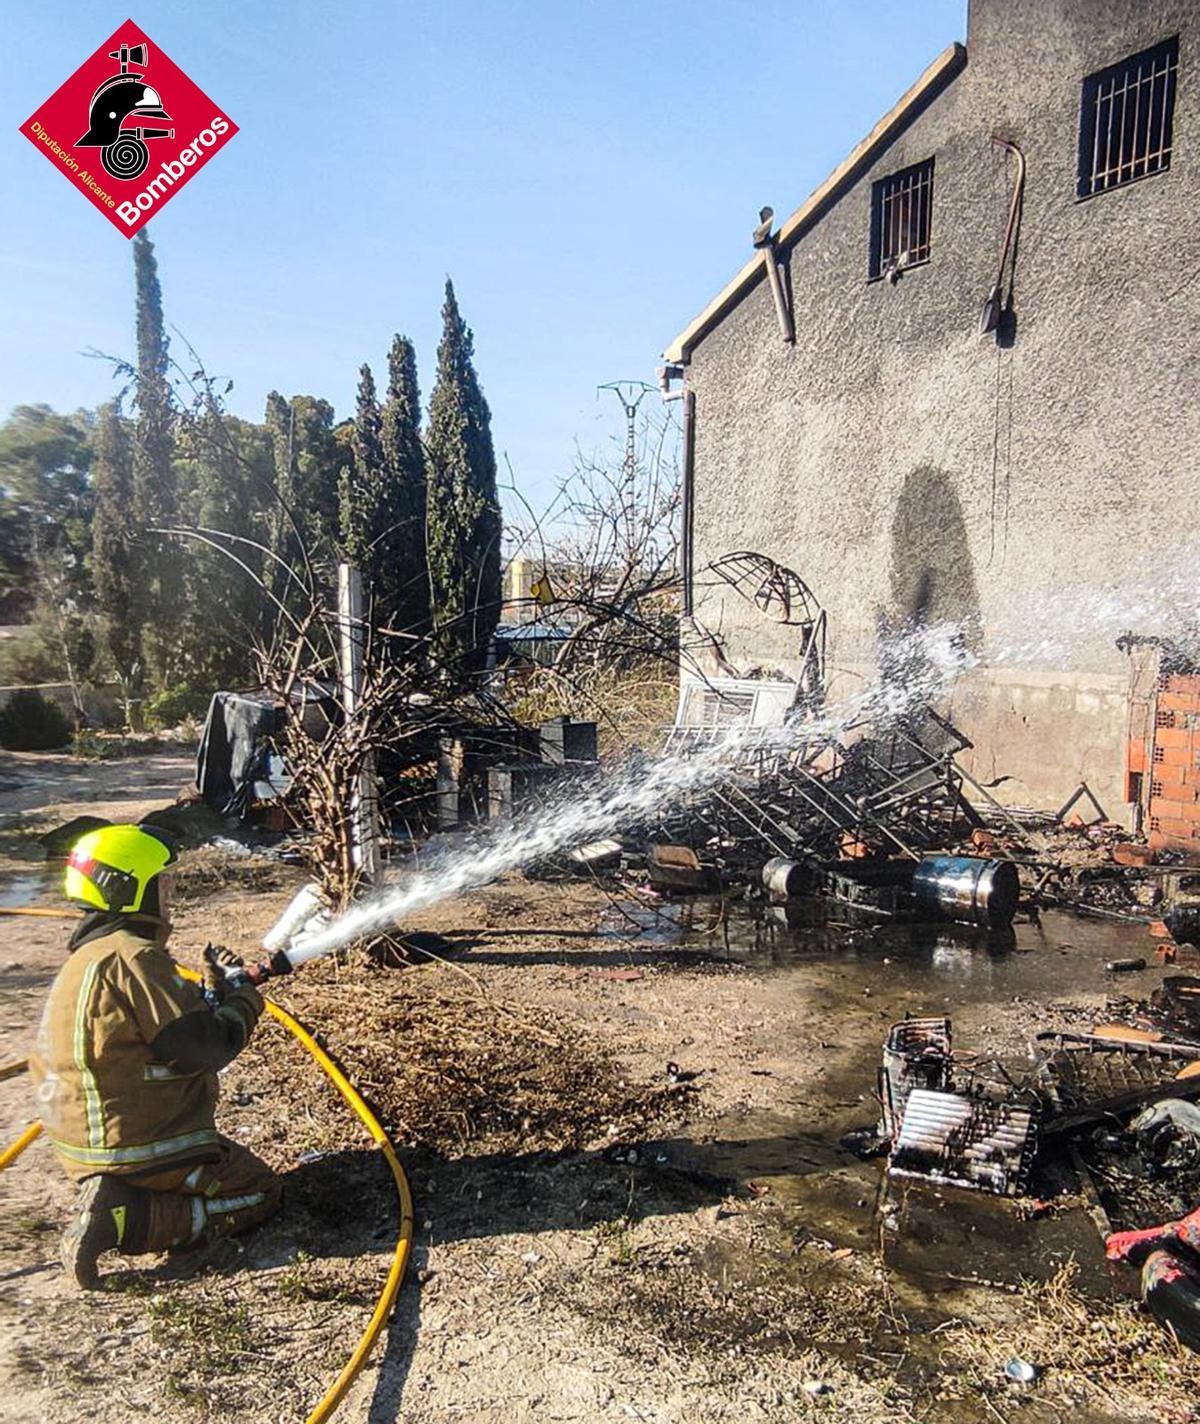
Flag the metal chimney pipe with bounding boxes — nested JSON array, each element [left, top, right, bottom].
[[681, 390, 696, 617], [752, 206, 795, 345]]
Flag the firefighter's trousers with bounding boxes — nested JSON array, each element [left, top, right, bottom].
[[106, 1137, 281, 1255]]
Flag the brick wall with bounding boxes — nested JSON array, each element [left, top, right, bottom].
[[1143, 675, 1200, 852]]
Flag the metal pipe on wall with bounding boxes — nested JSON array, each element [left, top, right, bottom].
[[681, 389, 696, 617], [751, 206, 794, 345], [980, 136, 1025, 336], [759, 239, 795, 345]]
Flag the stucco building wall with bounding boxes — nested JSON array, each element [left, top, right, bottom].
[[681, 0, 1200, 817]]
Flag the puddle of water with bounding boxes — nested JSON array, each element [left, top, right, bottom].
[[628, 892, 1148, 1004], [0, 873, 54, 909], [599, 898, 687, 945], [659, 1105, 1114, 1300], [640, 897, 1151, 1300]]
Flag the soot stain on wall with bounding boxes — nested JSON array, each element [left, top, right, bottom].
[[886, 465, 983, 653]]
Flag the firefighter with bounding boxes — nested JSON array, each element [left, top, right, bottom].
[[29, 823, 281, 1288]]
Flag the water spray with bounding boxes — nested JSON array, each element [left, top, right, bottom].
[[221, 624, 975, 985]]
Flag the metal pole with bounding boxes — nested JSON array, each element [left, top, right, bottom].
[[337, 563, 380, 884], [597, 381, 654, 562], [751, 208, 794, 345], [759, 240, 795, 345], [682, 389, 696, 618]]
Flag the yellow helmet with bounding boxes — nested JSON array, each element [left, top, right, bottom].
[[64, 823, 177, 914]]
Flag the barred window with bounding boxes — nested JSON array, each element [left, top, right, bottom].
[[1078, 36, 1178, 199], [869, 158, 934, 281]]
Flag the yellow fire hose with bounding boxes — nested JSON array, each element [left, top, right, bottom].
[[0, 906, 81, 918], [0, 964, 414, 1424], [0, 1117, 41, 1169]]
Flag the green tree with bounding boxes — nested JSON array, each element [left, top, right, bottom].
[[130, 229, 179, 688], [0, 482, 29, 625], [425, 281, 501, 673], [339, 342, 430, 648], [174, 409, 273, 692], [338, 363, 384, 570], [263, 389, 295, 615], [91, 401, 141, 720], [0, 405, 96, 713], [379, 334, 429, 640], [264, 392, 344, 618]]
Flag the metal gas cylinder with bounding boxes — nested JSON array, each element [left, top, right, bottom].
[[762, 856, 813, 900], [912, 855, 1020, 928]]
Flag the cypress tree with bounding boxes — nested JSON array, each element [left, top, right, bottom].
[[338, 363, 383, 572], [91, 401, 142, 720], [335, 464, 361, 567], [338, 351, 430, 645], [130, 229, 179, 688], [264, 390, 343, 621], [351, 363, 384, 487], [176, 411, 269, 691], [425, 280, 501, 673], [263, 390, 297, 616], [379, 334, 429, 639]]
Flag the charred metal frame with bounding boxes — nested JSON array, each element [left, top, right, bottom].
[[890, 1088, 1038, 1196]]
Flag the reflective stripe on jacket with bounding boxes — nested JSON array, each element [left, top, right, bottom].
[[29, 929, 222, 1180]]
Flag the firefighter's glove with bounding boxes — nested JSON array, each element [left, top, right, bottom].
[[203, 943, 251, 1001], [224, 977, 265, 1030]]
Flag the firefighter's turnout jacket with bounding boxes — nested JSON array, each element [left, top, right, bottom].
[[29, 927, 262, 1180]]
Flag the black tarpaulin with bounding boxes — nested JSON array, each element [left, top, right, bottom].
[[195, 692, 284, 818]]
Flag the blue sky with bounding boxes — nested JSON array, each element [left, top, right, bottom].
[[2, 2, 963, 503]]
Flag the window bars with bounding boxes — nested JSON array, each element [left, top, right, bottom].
[[1078, 36, 1179, 199], [869, 157, 934, 281]]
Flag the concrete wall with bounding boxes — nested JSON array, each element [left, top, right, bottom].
[[683, 0, 1200, 817]]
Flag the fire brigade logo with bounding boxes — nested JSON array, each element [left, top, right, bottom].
[[19, 19, 237, 237]]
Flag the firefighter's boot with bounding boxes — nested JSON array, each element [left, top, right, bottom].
[[60, 1174, 149, 1289]]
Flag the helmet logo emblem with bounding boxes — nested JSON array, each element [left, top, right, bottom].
[[75, 40, 174, 182]]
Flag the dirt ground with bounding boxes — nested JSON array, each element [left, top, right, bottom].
[[2, 748, 1199, 1424], [0, 746, 195, 833]]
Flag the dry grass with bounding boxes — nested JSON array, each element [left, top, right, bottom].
[[561, 1211, 929, 1422], [562, 1204, 1200, 1424], [936, 1261, 1200, 1422], [0, 1202, 58, 1253], [171, 845, 298, 904], [249, 964, 695, 1157], [134, 1273, 324, 1417]]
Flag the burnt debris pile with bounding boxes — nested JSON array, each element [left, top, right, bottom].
[[557, 692, 1199, 952], [849, 994, 1200, 1352]]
